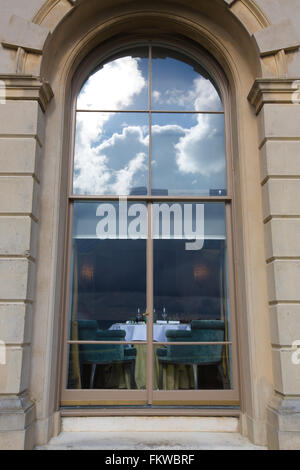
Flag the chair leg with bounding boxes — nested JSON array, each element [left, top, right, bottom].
[[193, 364, 198, 390], [130, 360, 135, 389], [217, 363, 227, 389], [159, 362, 163, 390], [90, 363, 97, 389]]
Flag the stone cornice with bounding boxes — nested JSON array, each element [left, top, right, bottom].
[[248, 79, 300, 114], [0, 75, 54, 112]]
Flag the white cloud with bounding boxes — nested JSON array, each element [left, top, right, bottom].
[[175, 114, 225, 176], [159, 76, 222, 111], [193, 77, 222, 111], [73, 57, 225, 195], [77, 56, 146, 111], [74, 56, 147, 194], [74, 125, 148, 195], [152, 90, 161, 102], [110, 152, 147, 195], [152, 124, 186, 136]]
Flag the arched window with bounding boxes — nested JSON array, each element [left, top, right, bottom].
[[62, 42, 239, 407]]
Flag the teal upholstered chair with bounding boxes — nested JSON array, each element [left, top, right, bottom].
[[77, 320, 137, 389], [156, 320, 225, 389]]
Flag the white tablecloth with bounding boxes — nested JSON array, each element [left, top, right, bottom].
[[109, 323, 191, 342]]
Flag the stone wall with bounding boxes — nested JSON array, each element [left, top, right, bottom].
[[0, 0, 299, 450]]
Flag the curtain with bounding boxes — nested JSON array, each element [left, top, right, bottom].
[[67, 242, 82, 389], [220, 241, 230, 388]]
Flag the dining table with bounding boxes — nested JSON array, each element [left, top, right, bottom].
[[108, 322, 192, 390], [109, 322, 191, 342]]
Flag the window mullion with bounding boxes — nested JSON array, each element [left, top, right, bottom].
[[149, 43, 152, 197]]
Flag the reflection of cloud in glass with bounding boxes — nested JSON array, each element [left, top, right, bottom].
[[74, 56, 147, 195], [77, 57, 146, 110], [175, 114, 225, 176], [73, 53, 225, 196], [152, 90, 161, 102], [74, 123, 148, 195], [74, 114, 225, 195], [152, 47, 223, 112], [151, 113, 226, 194], [160, 77, 222, 111], [76, 57, 146, 145]]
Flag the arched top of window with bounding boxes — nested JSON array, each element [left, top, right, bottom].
[[73, 43, 227, 196], [77, 45, 223, 112]]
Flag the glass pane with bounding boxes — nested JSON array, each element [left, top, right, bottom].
[[74, 112, 149, 195], [77, 47, 149, 111], [67, 343, 144, 390], [68, 201, 147, 335], [154, 345, 232, 390], [151, 113, 226, 196], [153, 202, 230, 339], [152, 47, 223, 111]]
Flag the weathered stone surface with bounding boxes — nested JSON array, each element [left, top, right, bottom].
[[0, 259, 35, 301], [258, 104, 300, 144], [0, 303, 33, 344], [0, 345, 30, 394], [269, 304, 300, 346], [1, 15, 50, 54], [262, 179, 300, 219], [0, 101, 44, 143], [260, 141, 300, 181], [0, 394, 35, 431], [0, 217, 37, 258], [264, 218, 300, 259], [254, 19, 300, 56], [267, 260, 300, 302], [267, 397, 300, 450], [0, 138, 41, 178], [272, 349, 300, 395], [0, 177, 39, 218]]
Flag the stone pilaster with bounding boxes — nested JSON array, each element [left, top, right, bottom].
[[0, 75, 53, 450], [249, 79, 300, 450]]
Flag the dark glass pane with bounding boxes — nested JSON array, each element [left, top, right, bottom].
[[67, 201, 148, 389], [67, 343, 143, 390], [74, 112, 149, 195], [151, 113, 226, 196], [153, 202, 230, 338], [152, 47, 223, 111], [154, 345, 232, 390], [77, 47, 149, 111], [69, 201, 147, 333]]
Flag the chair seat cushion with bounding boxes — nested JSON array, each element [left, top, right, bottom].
[[124, 347, 137, 359], [158, 356, 221, 365], [191, 320, 225, 330], [165, 330, 192, 339], [96, 329, 126, 340], [156, 347, 167, 358], [81, 347, 124, 363]]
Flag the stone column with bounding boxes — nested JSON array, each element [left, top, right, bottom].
[[249, 79, 300, 450], [0, 76, 53, 450]]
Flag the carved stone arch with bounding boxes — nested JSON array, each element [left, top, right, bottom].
[[25, 0, 274, 448], [2, 0, 299, 79], [1, 0, 300, 451]]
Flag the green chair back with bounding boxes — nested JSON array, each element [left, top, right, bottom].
[[164, 320, 225, 364], [78, 320, 125, 363]]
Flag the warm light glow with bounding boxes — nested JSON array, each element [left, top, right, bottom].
[[193, 265, 209, 281], [81, 264, 94, 281]]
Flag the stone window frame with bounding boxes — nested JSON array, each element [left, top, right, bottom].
[[59, 34, 241, 409]]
